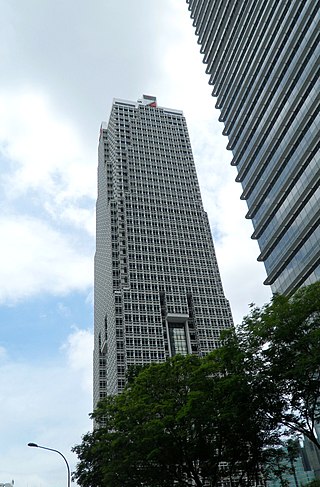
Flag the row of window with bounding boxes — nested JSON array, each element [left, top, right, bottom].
[[123, 337, 164, 347], [114, 287, 220, 305], [116, 325, 163, 336], [126, 350, 165, 360]]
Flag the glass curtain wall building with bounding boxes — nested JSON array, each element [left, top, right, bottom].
[[186, 0, 319, 295], [94, 95, 233, 405]]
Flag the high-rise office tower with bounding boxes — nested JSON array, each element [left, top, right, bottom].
[[94, 95, 233, 404], [186, 0, 319, 295]]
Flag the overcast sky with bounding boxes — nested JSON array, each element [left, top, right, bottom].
[[0, 1, 271, 486]]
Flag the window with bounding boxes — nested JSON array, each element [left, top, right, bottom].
[[168, 322, 188, 356]]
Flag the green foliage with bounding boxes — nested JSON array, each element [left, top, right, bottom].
[[73, 353, 280, 487], [73, 282, 320, 487], [238, 281, 320, 447], [303, 480, 320, 487]]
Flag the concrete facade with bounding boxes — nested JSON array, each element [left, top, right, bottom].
[[93, 95, 233, 405]]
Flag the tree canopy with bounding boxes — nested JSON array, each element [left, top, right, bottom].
[[73, 282, 320, 487], [73, 353, 280, 487], [234, 281, 320, 448]]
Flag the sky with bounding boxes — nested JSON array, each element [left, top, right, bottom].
[[0, 1, 271, 486]]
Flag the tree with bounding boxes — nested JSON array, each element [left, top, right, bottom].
[[304, 480, 320, 487], [234, 281, 320, 449], [73, 282, 320, 486], [286, 439, 300, 487], [73, 354, 279, 487]]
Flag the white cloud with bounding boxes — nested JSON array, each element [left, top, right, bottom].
[[213, 180, 272, 323], [187, 116, 272, 324], [0, 90, 96, 229], [45, 202, 96, 237], [62, 327, 94, 393], [0, 329, 93, 487], [0, 215, 93, 304], [0, 92, 80, 189], [0, 90, 96, 305]]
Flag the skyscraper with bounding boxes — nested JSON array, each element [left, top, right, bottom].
[[94, 95, 233, 405], [186, 0, 319, 295]]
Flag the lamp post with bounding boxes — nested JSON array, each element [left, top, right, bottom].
[[28, 442, 70, 487]]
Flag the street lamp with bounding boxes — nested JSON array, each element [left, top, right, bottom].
[[28, 442, 70, 487]]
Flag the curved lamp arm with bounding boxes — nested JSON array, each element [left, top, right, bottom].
[[28, 442, 70, 487]]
